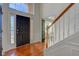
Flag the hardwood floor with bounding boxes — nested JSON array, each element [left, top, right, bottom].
[[4, 42, 45, 56]]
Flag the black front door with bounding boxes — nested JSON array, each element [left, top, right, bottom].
[[16, 15, 30, 47], [0, 6, 2, 56]]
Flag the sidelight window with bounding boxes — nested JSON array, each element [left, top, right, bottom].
[[11, 16, 15, 44]]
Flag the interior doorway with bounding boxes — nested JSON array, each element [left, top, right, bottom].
[[42, 19, 45, 42], [16, 15, 30, 47]]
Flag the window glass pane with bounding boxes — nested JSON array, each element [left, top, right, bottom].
[[0, 14, 2, 32], [11, 16, 14, 44], [0, 6, 2, 33], [9, 3, 29, 13], [9, 3, 15, 9]]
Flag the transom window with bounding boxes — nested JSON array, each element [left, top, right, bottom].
[[9, 3, 29, 13]]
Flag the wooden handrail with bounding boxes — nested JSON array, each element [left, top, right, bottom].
[[48, 3, 75, 29]]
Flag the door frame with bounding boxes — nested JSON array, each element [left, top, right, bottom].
[[2, 4, 33, 53], [8, 8, 33, 48]]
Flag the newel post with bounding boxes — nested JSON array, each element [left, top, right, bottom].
[[45, 26, 49, 48]]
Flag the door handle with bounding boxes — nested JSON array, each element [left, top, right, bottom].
[[17, 29, 19, 32]]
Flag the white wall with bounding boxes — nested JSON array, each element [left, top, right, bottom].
[[30, 4, 42, 43], [75, 4, 79, 32], [2, 4, 11, 52], [41, 3, 68, 18]]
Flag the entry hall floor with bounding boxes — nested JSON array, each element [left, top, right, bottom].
[[4, 42, 45, 56]]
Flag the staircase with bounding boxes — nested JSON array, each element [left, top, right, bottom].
[[44, 32, 79, 56], [44, 3, 79, 55]]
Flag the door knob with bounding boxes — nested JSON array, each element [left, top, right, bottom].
[[17, 29, 19, 31]]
